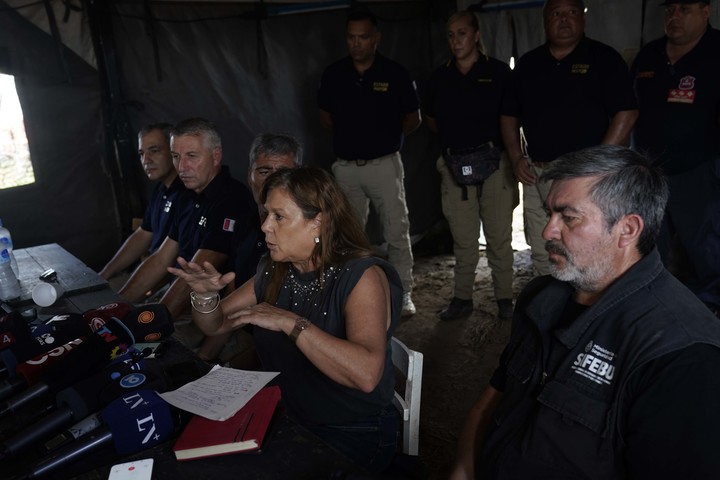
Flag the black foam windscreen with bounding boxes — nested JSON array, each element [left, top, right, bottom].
[[119, 303, 175, 342], [0, 311, 32, 352]]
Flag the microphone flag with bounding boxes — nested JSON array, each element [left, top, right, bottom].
[[101, 389, 175, 454], [120, 304, 175, 342]]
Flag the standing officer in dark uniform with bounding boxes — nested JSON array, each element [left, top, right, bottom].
[[631, 0, 720, 309], [318, 9, 421, 317], [425, 11, 518, 320], [502, 0, 637, 276]]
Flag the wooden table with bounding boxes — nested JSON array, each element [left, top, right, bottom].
[[6, 243, 117, 315]]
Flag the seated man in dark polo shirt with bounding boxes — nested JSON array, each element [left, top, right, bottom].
[[318, 9, 421, 317], [100, 123, 186, 281], [204, 132, 303, 365], [118, 118, 257, 332], [501, 0, 637, 276], [234, 132, 303, 288]]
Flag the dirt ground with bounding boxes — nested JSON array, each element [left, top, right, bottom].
[[393, 208, 533, 479]]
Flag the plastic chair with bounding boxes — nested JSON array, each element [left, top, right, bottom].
[[391, 336, 424, 456]]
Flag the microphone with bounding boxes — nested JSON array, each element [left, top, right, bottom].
[[25, 389, 178, 478], [0, 337, 86, 401], [0, 303, 164, 381], [42, 357, 209, 452], [0, 358, 160, 459], [0, 314, 91, 378], [43, 412, 102, 453], [0, 318, 135, 416], [118, 304, 175, 342], [0, 311, 32, 353], [82, 302, 133, 330]]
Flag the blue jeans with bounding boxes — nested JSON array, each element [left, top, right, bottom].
[[308, 405, 400, 474]]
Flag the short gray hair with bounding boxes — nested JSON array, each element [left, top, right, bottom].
[[171, 118, 222, 151], [248, 133, 303, 169], [138, 122, 173, 143], [540, 145, 668, 256]]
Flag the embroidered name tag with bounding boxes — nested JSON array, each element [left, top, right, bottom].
[[373, 82, 388, 92], [571, 63, 590, 74]]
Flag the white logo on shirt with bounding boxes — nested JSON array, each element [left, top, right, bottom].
[[572, 342, 616, 385]]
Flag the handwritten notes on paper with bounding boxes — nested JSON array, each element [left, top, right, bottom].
[[159, 366, 279, 421]]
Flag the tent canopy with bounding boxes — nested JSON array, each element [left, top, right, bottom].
[[0, 0, 715, 269]]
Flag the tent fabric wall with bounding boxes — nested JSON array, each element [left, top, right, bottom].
[[2, 0, 719, 270], [472, 0, 719, 65], [0, 1, 118, 269], [103, 0, 449, 256], [2, 0, 451, 269]]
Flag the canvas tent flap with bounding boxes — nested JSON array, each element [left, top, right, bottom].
[[0, 2, 118, 268]]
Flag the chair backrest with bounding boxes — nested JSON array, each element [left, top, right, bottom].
[[390, 336, 424, 456]]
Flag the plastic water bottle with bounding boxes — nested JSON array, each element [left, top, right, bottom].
[[0, 248, 20, 301], [0, 218, 19, 278]]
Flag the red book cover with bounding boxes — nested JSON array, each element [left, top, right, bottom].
[[173, 385, 281, 461]]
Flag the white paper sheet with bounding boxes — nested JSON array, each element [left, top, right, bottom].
[[159, 366, 279, 421]]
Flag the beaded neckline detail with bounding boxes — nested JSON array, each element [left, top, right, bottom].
[[285, 265, 338, 297], [283, 265, 339, 317]]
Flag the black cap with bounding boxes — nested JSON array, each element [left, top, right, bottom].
[[660, 0, 709, 5]]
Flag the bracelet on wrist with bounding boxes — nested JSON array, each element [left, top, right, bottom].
[[190, 291, 220, 314]]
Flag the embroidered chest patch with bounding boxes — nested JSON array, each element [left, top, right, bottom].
[[667, 75, 696, 104]]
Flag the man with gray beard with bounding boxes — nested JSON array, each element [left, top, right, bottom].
[[449, 145, 720, 479]]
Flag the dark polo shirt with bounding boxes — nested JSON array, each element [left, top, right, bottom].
[[502, 36, 636, 163], [232, 211, 264, 289], [425, 55, 511, 150], [168, 166, 256, 271], [631, 27, 720, 175], [318, 53, 419, 160], [141, 176, 187, 253]]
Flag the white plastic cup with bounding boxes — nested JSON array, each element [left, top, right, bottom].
[[32, 282, 65, 307]]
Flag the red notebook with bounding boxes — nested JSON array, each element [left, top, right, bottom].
[[173, 385, 281, 461]]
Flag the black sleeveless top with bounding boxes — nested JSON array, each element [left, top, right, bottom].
[[253, 254, 402, 425]]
